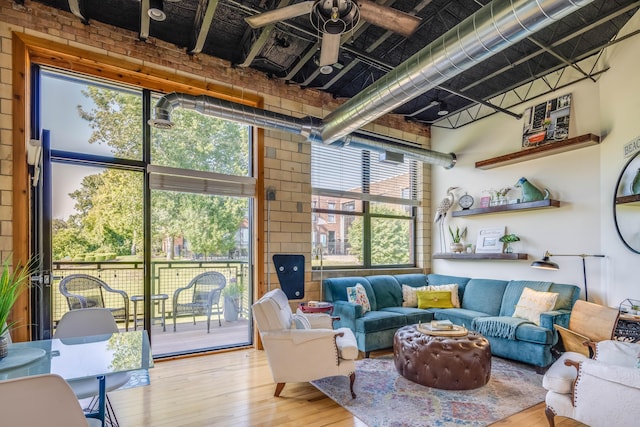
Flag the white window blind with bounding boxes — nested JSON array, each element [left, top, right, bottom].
[[148, 165, 255, 197], [311, 144, 418, 206]]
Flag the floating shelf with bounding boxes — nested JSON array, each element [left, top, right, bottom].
[[475, 133, 600, 170], [616, 194, 640, 205], [433, 253, 528, 260], [452, 199, 560, 217]]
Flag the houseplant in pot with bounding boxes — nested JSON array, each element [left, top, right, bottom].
[[448, 225, 467, 253], [499, 233, 520, 253], [222, 280, 246, 322], [0, 256, 32, 359]]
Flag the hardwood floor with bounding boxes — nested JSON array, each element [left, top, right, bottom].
[[109, 348, 586, 426]]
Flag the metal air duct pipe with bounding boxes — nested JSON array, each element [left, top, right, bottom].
[[149, 92, 456, 168], [319, 0, 594, 144]]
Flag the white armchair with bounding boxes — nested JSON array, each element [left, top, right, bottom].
[[252, 288, 358, 398], [543, 340, 640, 427]]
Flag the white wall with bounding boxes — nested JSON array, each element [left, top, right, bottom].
[[431, 11, 640, 308]]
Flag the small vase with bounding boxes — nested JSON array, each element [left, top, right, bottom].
[[0, 335, 8, 360], [504, 243, 513, 254], [450, 242, 464, 253]]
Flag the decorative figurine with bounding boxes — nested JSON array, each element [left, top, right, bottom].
[[631, 168, 640, 194], [514, 177, 550, 202]]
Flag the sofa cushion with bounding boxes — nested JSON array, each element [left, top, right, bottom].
[[429, 284, 460, 308], [417, 290, 454, 309], [461, 278, 509, 315], [427, 274, 471, 302], [512, 287, 559, 325], [380, 307, 434, 325], [323, 277, 377, 310], [433, 308, 489, 328], [401, 284, 429, 307], [394, 273, 429, 288], [499, 280, 553, 316], [354, 311, 406, 333], [515, 322, 556, 345], [549, 283, 581, 310], [367, 275, 403, 310], [346, 284, 371, 314]]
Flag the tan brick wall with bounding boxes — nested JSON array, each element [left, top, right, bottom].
[[0, 0, 432, 299]]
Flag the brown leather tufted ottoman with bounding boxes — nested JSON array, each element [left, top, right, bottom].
[[393, 324, 491, 390]]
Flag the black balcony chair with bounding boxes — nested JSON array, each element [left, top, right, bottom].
[[172, 271, 226, 333], [59, 274, 130, 331]]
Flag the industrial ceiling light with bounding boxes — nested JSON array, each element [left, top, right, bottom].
[[437, 101, 449, 116], [148, 0, 166, 21]]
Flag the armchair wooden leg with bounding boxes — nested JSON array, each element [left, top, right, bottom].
[[274, 383, 286, 397], [349, 373, 356, 399], [544, 406, 556, 427]]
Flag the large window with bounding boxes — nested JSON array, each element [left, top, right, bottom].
[[311, 144, 417, 268]]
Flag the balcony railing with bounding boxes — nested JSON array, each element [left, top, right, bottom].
[[51, 260, 250, 327]]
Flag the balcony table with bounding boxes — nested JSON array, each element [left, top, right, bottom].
[[0, 330, 152, 427], [131, 294, 169, 331]]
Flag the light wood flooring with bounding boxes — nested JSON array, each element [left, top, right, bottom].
[[109, 348, 586, 427]]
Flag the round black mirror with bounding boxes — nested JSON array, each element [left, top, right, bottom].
[[614, 151, 640, 254]]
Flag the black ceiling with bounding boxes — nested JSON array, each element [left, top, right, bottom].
[[30, 0, 640, 128]]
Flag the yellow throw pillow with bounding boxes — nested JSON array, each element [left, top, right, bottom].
[[513, 287, 559, 325], [428, 284, 460, 308], [416, 290, 454, 309]]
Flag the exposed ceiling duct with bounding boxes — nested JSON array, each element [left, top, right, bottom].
[[149, 92, 456, 168], [318, 0, 595, 144], [149, 0, 594, 168]]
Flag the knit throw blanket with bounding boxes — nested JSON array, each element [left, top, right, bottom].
[[472, 316, 531, 340]]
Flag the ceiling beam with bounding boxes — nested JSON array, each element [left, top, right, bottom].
[[189, 0, 221, 54], [236, 0, 293, 66]]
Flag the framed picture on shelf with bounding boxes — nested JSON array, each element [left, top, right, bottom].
[[476, 226, 505, 253], [479, 196, 491, 208]]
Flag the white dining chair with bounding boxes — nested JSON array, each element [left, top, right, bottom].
[[0, 373, 102, 426], [54, 308, 131, 427]]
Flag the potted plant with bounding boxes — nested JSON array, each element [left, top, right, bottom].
[[448, 225, 467, 253], [499, 233, 520, 253], [222, 280, 246, 322], [0, 256, 32, 359]]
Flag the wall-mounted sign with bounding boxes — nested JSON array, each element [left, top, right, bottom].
[[623, 136, 640, 159], [521, 94, 572, 149]]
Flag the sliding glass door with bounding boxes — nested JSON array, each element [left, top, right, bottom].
[[33, 67, 254, 356]]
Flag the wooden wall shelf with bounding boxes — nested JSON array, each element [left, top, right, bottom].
[[475, 133, 600, 170], [433, 253, 528, 260], [616, 194, 640, 205], [452, 199, 560, 217]]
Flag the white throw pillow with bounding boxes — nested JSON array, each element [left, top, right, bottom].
[[428, 284, 460, 308], [513, 287, 559, 325], [402, 284, 429, 307]]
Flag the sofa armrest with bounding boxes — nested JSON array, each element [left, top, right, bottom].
[[332, 300, 362, 331], [540, 309, 571, 331]]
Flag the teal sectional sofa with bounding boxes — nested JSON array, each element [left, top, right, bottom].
[[322, 273, 580, 368]]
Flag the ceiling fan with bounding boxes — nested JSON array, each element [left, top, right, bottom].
[[245, 0, 421, 69]]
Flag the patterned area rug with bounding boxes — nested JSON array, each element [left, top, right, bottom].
[[311, 356, 546, 427]]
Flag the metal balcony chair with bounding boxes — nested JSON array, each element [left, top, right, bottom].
[[172, 271, 226, 333], [59, 274, 130, 331]]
